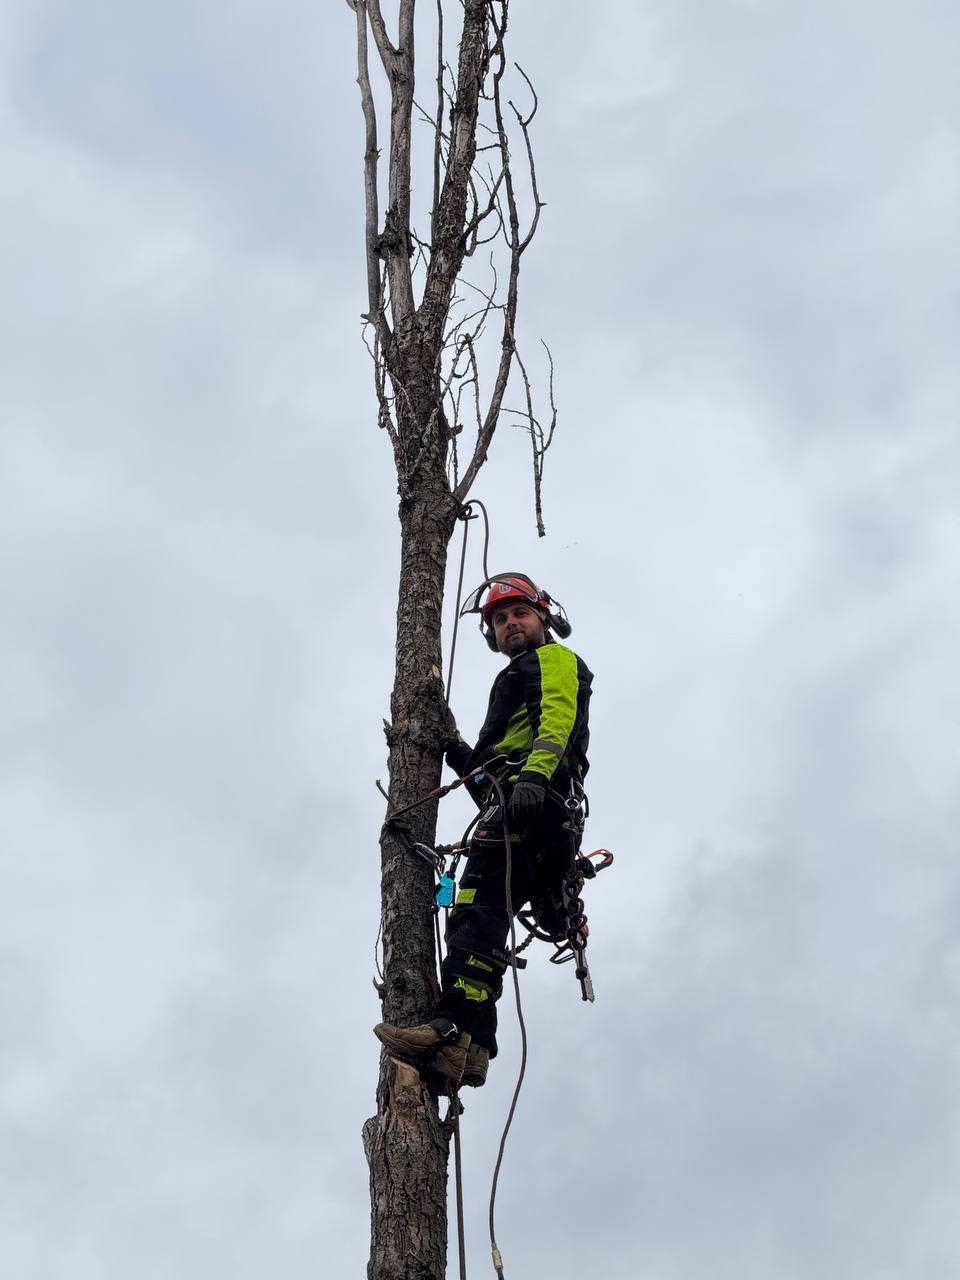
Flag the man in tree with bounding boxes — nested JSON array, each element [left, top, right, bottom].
[[375, 573, 593, 1088]]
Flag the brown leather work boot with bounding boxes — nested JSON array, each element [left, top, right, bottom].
[[373, 1018, 470, 1085], [461, 1044, 489, 1088]]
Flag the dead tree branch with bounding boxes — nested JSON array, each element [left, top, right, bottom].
[[347, 1, 388, 346], [419, 2, 491, 347], [433, 0, 444, 228]]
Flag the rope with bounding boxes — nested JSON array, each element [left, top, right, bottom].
[[445, 813, 482, 1280], [445, 499, 492, 704], [450, 1087, 468, 1280], [379, 763, 492, 825], [445, 514, 471, 706], [485, 776, 528, 1280]]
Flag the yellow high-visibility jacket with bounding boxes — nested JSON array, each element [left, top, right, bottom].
[[449, 638, 592, 794]]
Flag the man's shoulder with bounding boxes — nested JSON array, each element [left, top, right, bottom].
[[529, 640, 592, 679]]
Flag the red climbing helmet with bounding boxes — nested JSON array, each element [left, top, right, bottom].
[[480, 574, 551, 623], [460, 572, 572, 650]]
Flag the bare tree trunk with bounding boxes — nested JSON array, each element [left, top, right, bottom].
[[345, 3, 553, 1274], [362, 487, 457, 1280]]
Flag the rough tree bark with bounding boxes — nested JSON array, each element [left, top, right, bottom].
[[345, 4, 552, 1275]]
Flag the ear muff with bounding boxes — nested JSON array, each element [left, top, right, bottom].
[[546, 605, 572, 639]]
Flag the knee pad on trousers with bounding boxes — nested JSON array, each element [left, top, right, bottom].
[[441, 945, 506, 1003]]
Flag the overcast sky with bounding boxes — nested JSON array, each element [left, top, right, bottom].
[[2, 2, 959, 1277]]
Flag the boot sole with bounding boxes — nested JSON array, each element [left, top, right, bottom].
[[373, 1023, 440, 1063]]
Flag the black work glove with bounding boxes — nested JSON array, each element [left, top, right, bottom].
[[441, 706, 470, 771], [508, 774, 547, 825], [445, 733, 473, 776]]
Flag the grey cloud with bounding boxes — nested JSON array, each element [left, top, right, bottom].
[[2, 1, 959, 1277], [13, 0, 360, 252]]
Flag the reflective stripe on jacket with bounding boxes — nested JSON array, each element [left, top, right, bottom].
[[458, 638, 592, 788]]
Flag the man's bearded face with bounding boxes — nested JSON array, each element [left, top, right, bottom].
[[491, 602, 546, 655]]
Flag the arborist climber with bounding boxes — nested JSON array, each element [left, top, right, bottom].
[[375, 572, 593, 1088]]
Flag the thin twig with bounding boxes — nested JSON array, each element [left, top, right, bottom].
[[510, 63, 545, 254]]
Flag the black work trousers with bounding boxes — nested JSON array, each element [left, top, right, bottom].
[[432, 789, 571, 1055]]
